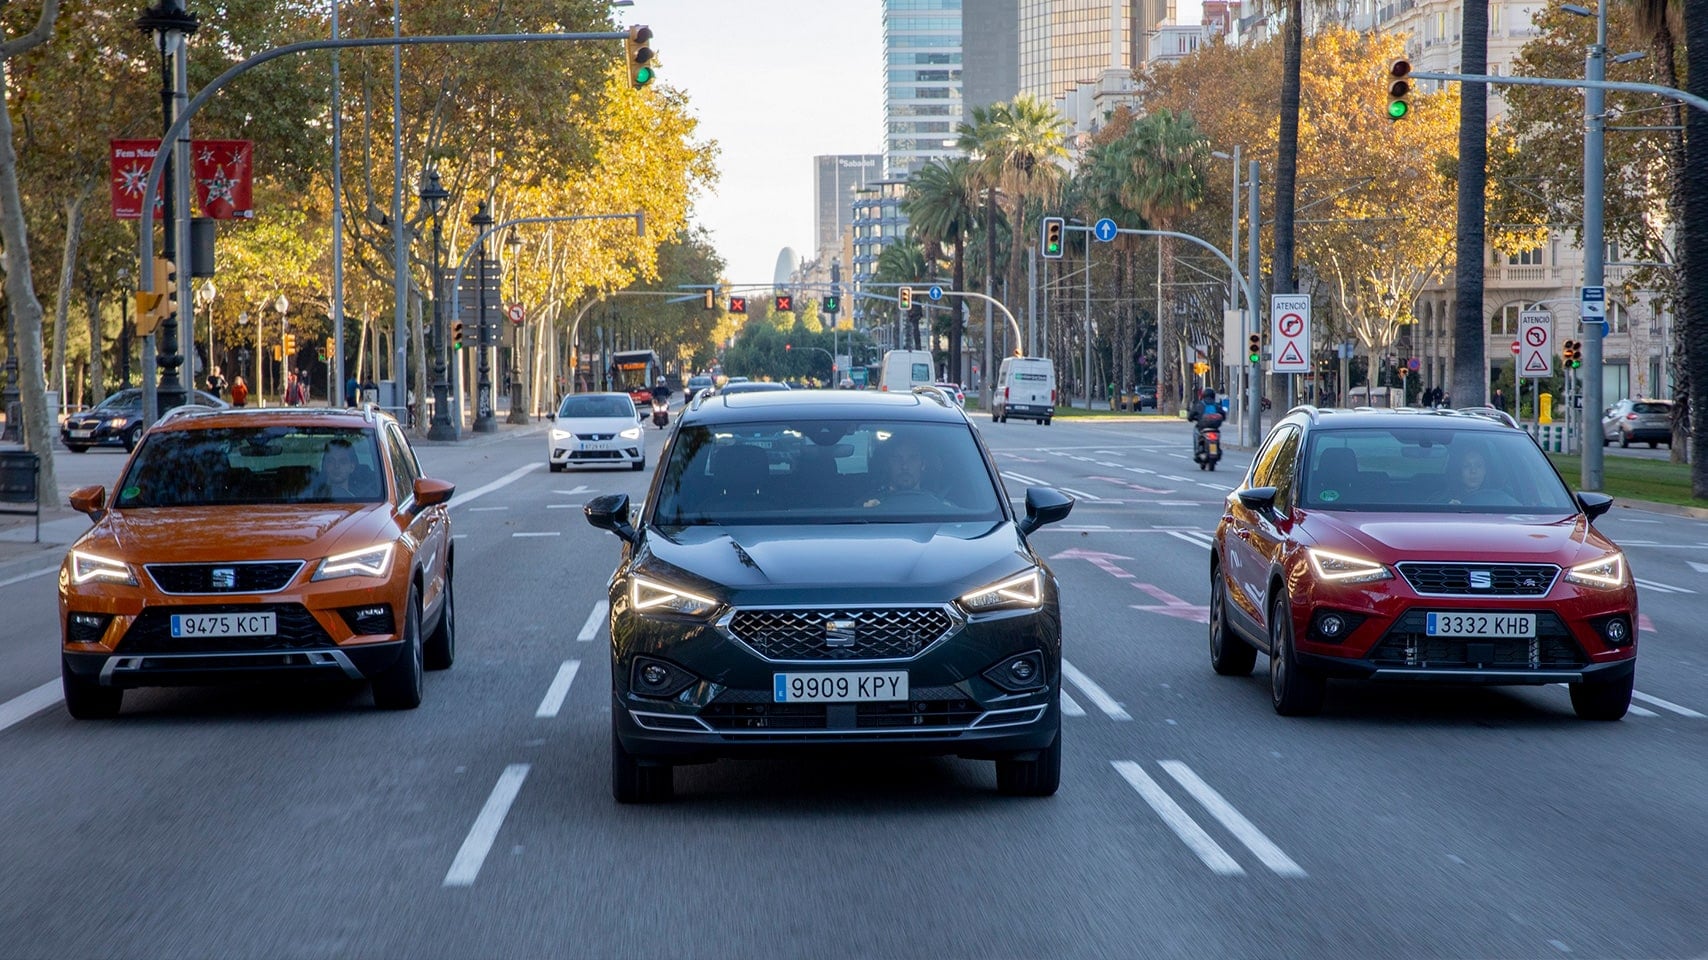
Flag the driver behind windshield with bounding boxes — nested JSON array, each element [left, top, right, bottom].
[[864, 434, 930, 507]]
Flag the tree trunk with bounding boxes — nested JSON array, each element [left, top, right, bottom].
[[85, 284, 104, 405], [0, 69, 58, 505], [52, 190, 87, 414], [1271, 0, 1303, 301], [950, 232, 965, 386], [1685, 3, 1708, 495], [1649, 17, 1689, 463], [1451, 0, 1491, 407]]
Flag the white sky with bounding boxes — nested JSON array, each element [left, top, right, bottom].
[[621, 1, 884, 286]]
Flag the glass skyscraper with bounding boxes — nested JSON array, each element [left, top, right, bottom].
[[882, 0, 964, 179]]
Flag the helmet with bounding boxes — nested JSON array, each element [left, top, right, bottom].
[[656, 377, 667, 386], [1202, 388, 1217, 401]]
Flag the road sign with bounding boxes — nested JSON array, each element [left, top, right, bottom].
[[506, 303, 525, 325], [1510, 341, 1521, 355], [1093, 218, 1117, 242], [928, 285, 943, 301], [1407, 357, 1420, 372], [1518, 310, 1553, 378], [1269, 294, 1311, 373], [1580, 286, 1606, 320]]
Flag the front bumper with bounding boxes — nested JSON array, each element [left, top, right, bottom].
[[549, 436, 644, 466], [61, 422, 126, 446], [999, 403, 1053, 419], [64, 640, 406, 688]]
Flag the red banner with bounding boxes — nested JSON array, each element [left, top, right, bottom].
[[110, 138, 254, 220]]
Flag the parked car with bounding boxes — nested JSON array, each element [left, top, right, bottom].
[[1601, 398, 1673, 448], [59, 406, 456, 717], [548, 392, 646, 472], [1210, 406, 1636, 720], [61, 387, 228, 453], [933, 382, 966, 407]]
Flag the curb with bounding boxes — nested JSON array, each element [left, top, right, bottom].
[[1613, 498, 1708, 521], [411, 421, 549, 447]]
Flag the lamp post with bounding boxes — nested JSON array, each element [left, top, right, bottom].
[[274, 294, 289, 402], [118, 267, 133, 388], [470, 201, 497, 433], [505, 230, 528, 424], [420, 170, 454, 439], [137, 0, 199, 414], [1562, 1, 1607, 488], [1211, 146, 1244, 432], [195, 278, 216, 389]]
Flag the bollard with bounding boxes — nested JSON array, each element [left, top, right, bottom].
[[1539, 392, 1552, 425]]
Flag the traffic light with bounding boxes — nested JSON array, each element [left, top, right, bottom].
[[452, 321, 465, 349], [729, 296, 747, 314], [1564, 339, 1581, 369], [702, 288, 714, 309], [283, 332, 297, 356], [1248, 333, 1262, 364], [625, 25, 656, 89], [822, 295, 840, 313], [785, 343, 792, 352], [899, 287, 913, 311], [134, 257, 175, 336], [325, 337, 335, 359], [775, 295, 793, 312], [1041, 216, 1065, 259], [272, 344, 282, 362], [1385, 59, 1413, 120]]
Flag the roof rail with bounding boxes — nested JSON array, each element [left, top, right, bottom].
[[155, 403, 212, 426], [361, 402, 378, 423], [911, 385, 951, 407], [1454, 406, 1520, 428]]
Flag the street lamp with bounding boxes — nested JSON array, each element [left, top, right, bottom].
[[420, 169, 454, 439], [505, 230, 528, 424], [137, 0, 199, 414], [470, 200, 497, 433], [195, 279, 216, 389], [118, 267, 133, 388], [275, 294, 289, 402], [1210, 146, 1246, 436]]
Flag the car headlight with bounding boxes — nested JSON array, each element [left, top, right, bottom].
[[630, 575, 720, 618], [958, 568, 1044, 613], [620, 426, 643, 440], [312, 543, 395, 581], [108, 417, 128, 428], [70, 550, 136, 585], [1565, 554, 1626, 589], [550, 428, 572, 441], [1307, 548, 1392, 584]]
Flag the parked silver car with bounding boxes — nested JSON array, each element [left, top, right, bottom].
[[1601, 398, 1673, 448]]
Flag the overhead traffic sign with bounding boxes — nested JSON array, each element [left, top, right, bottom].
[[1518, 309, 1553, 379], [1269, 294, 1311, 373], [1093, 218, 1118, 243]]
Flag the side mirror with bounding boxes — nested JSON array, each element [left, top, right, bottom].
[[413, 477, 456, 509], [1237, 486, 1279, 513], [68, 484, 106, 522], [1576, 491, 1614, 521], [1017, 486, 1074, 535], [585, 492, 637, 543]]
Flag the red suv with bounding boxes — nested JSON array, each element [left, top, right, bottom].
[[1209, 407, 1636, 719]]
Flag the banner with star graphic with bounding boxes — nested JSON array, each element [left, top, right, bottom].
[[110, 139, 253, 220]]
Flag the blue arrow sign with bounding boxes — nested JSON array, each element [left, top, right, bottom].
[[928, 285, 943, 301], [1093, 218, 1118, 242]]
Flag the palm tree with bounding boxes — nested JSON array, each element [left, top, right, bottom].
[[1679, 2, 1708, 495], [904, 157, 979, 383], [1449, 0, 1491, 409]]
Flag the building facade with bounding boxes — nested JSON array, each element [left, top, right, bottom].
[[814, 155, 883, 265], [961, 0, 1021, 122], [883, 0, 965, 178], [850, 179, 912, 324]]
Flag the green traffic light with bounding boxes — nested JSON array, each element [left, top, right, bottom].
[[636, 66, 654, 86], [1387, 100, 1408, 120]]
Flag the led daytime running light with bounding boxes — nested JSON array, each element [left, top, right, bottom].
[[1307, 548, 1392, 583], [70, 550, 135, 585], [1566, 554, 1626, 589], [631, 575, 719, 616], [960, 568, 1044, 611], [314, 543, 395, 581]]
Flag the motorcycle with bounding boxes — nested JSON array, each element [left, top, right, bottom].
[[1193, 411, 1224, 471], [650, 396, 671, 429]]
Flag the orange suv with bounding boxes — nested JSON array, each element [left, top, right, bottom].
[[58, 406, 456, 717]]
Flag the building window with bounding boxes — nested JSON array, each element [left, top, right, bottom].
[[1492, 301, 1535, 337], [1607, 301, 1628, 334], [1506, 247, 1542, 266]]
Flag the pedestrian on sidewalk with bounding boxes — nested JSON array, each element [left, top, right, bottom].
[[206, 365, 227, 400], [283, 373, 306, 407], [230, 376, 249, 407]]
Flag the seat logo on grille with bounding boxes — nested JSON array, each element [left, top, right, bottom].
[[211, 568, 237, 590], [824, 619, 858, 647], [1468, 570, 1492, 589]]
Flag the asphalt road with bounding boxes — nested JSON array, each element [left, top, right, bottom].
[[3, 411, 1707, 959]]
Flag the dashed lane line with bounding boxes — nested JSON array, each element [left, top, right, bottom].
[[1060, 487, 1100, 501], [0, 565, 57, 591], [0, 681, 61, 735], [1111, 761, 1244, 877], [1634, 577, 1694, 595], [1159, 760, 1307, 878], [577, 600, 609, 642], [535, 660, 581, 718], [1631, 690, 1707, 719], [443, 764, 531, 888], [512, 532, 561, 538], [1061, 691, 1086, 717], [1061, 660, 1131, 720]]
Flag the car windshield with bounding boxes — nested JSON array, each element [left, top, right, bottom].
[[1300, 427, 1578, 513], [94, 390, 140, 411], [558, 395, 634, 419], [652, 420, 1004, 526], [115, 426, 385, 508]]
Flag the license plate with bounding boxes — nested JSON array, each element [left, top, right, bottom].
[[170, 612, 277, 638], [1207, 441, 1219, 455], [1425, 612, 1535, 638], [580, 441, 614, 451], [69, 429, 93, 438], [773, 671, 908, 703]]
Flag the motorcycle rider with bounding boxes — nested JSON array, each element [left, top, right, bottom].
[[1188, 388, 1225, 461], [649, 377, 672, 406]]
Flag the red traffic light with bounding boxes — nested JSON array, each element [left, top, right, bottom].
[[729, 296, 746, 314], [785, 343, 792, 352], [775, 295, 793, 312]]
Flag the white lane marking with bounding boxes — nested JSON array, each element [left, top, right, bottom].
[[1160, 474, 1189, 482], [1166, 530, 1214, 551], [1689, 561, 1708, 574], [1198, 482, 1233, 490], [1617, 519, 1660, 524], [1111, 761, 1243, 877], [451, 463, 544, 510], [1159, 761, 1307, 877], [1125, 466, 1156, 475], [443, 764, 531, 888], [1060, 487, 1100, 501], [1059, 525, 1112, 531], [535, 660, 582, 718], [546, 503, 582, 509], [1635, 577, 1694, 594], [468, 506, 509, 512], [1061, 691, 1086, 717], [554, 486, 593, 496], [577, 600, 609, 642], [1157, 501, 1200, 506], [0, 680, 62, 734], [1061, 659, 1131, 720], [0, 565, 57, 590], [1004, 471, 1044, 486], [1627, 704, 1660, 718], [451, 534, 469, 540], [512, 532, 561, 538], [1632, 690, 1706, 718]]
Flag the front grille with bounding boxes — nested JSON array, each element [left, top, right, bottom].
[[1367, 610, 1586, 669], [116, 603, 334, 654], [699, 698, 982, 731], [725, 607, 956, 661], [145, 561, 305, 595], [1397, 562, 1559, 597], [568, 450, 622, 460], [575, 433, 616, 441]]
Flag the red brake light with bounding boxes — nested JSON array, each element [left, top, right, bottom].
[[1050, 389, 1056, 403], [1626, 413, 1637, 420], [1004, 387, 1010, 399]]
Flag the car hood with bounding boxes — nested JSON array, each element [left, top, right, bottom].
[[554, 416, 641, 433], [640, 521, 1034, 603], [82, 504, 400, 562], [1297, 510, 1617, 564]]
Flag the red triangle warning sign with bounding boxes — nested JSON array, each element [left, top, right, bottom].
[[1277, 341, 1305, 365], [1524, 351, 1550, 372]]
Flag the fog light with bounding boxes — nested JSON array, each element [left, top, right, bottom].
[[982, 650, 1046, 692], [630, 657, 698, 698], [1604, 618, 1630, 644], [1008, 657, 1037, 682], [641, 663, 670, 687], [1318, 614, 1345, 638]]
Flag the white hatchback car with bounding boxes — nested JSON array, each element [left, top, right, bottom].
[[548, 393, 647, 472]]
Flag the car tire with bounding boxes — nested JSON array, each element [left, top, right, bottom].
[[548, 461, 565, 473], [1208, 460, 1217, 471], [631, 457, 646, 472], [994, 719, 1062, 797], [612, 723, 673, 803], [1044, 418, 1052, 426], [1570, 670, 1633, 721], [66, 444, 88, 453], [123, 424, 144, 452], [1269, 591, 1325, 717], [371, 586, 424, 710], [61, 658, 122, 719], [424, 569, 455, 671], [1620, 433, 1630, 448], [1209, 568, 1256, 677], [1648, 441, 1657, 449]]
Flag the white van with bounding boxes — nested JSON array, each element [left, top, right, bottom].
[[993, 356, 1056, 425], [878, 350, 934, 394]]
